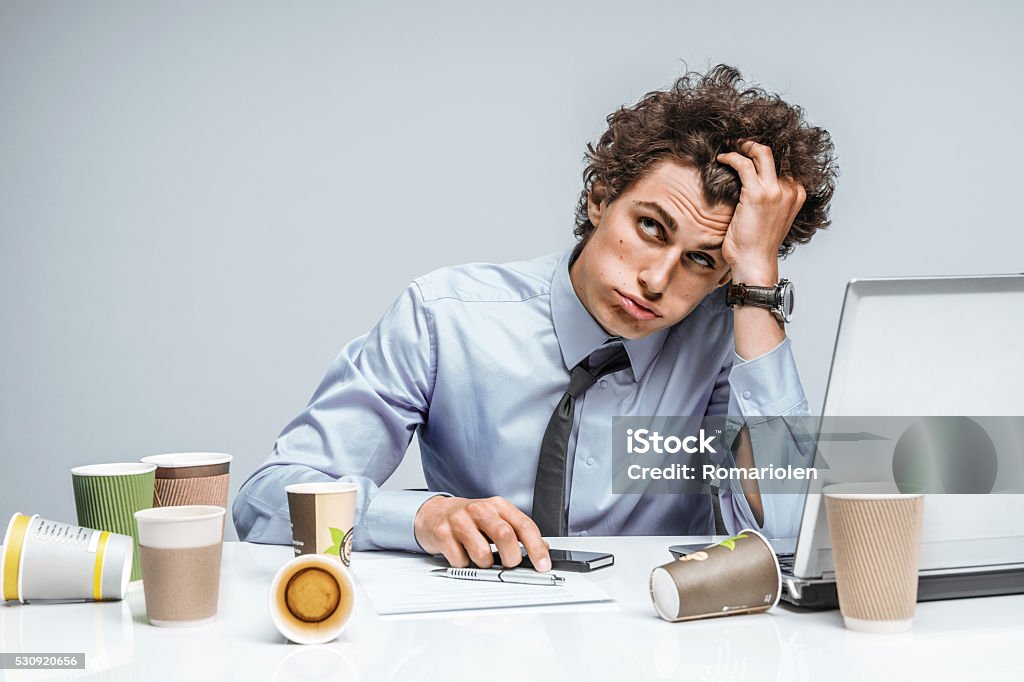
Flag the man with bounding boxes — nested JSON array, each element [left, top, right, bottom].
[[233, 64, 838, 572]]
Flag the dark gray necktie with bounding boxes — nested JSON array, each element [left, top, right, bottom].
[[532, 345, 631, 537]]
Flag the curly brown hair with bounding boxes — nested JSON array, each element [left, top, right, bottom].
[[573, 64, 838, 258]]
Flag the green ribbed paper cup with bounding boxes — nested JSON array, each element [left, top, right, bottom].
[[71, 463, 156, 581]]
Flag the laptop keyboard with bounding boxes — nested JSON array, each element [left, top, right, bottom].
[[776, 552, 795, 574]]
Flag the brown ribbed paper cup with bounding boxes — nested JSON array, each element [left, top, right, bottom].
[[140, 453, 232, 509], [649, 528, 781, 622], [823, 483, 924, 634]]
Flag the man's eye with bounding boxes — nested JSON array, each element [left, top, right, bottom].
[[639, 217, 664, 239], [688, 252, 715, 269]]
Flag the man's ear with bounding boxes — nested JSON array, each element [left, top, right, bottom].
[[587, 182, 609, 227]]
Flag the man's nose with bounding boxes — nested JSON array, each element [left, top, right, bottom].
[[638, 253, 676, 296]]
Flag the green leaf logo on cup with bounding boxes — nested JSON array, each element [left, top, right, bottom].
[[717, 532, 749, 551], [325, 528, 345, 557], [322, 527, 356, 567]]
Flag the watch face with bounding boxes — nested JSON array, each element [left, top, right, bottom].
[[782, 281, 795, 321]]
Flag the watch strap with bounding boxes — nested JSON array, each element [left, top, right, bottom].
[[726, 283, 778, 310]]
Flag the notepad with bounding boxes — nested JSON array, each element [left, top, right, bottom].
[[351, 555, 615, 616]]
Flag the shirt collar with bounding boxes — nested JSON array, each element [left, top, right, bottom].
[[550, 249, 670, 382]]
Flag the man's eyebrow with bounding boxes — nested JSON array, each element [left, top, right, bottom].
[[696, 240, 724, 252], [633, 200, 723, 251], [634, 200, 678, 234]]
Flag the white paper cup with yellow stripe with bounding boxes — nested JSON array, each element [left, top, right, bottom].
[[1, 513, 133, 603]]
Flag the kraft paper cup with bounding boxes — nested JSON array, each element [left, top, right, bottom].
[[824, 483, 925, 634], [1, 514, 133, 603], [649, 528, 781, 622], [286, 482, 357, 567], [135, 505, 226, 628], [269, 554, 356, 645], [71, 463, 156, 582], [141, 452, 232, 509]]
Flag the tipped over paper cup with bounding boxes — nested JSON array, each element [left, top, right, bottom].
[[650, 528, 781, 622], [269, 554, 355, 644], [1, 513, 133, 603]]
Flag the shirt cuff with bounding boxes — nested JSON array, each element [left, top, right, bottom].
[[730, 337, 808, 421], [364, 490, 451, 553]]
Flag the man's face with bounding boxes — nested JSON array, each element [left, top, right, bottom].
[[570, 159, 735, 339]]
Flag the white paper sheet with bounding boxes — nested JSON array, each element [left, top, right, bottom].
[[351, 556, 615, 616]]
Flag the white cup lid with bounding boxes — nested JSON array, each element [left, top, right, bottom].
[[823, 482, 924, 500], [140, 452, 233, 468], [285, 482, 358, 495], [71, 463, 157, 477]]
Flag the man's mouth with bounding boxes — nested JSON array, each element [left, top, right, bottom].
[[616, 291, 660, 321]]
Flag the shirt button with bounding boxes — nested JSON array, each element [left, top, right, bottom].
[[742, 390, 752, 400], [586, 457, 595, 466], [599, 379, 608, 389]]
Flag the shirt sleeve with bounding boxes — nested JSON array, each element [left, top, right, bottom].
[[232, 282, 449, 552], [711, 337, 814, 540]]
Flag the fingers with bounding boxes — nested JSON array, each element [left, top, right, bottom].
[[716, 151, 760, 192], [738, 140, 779, 185], [471, 502, 523, 568], [495, 500, 552, 572], [416, 496, 554, 572], [450, 505, 498, 568], [718, 141, 806, 219], [434, 524, 472, 568]]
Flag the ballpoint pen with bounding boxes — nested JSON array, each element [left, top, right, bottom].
[[431, 567, 566, 586]]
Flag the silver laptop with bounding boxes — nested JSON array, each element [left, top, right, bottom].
[[674, 274, 1024, 607]]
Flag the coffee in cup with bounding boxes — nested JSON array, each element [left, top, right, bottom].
[[269, 554, 355, 644], [650, 528, 781, 622]]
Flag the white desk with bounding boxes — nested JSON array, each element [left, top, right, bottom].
[[2, 537, 1022, 681]]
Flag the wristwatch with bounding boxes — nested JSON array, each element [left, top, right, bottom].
[[726, 279, 794, 323]]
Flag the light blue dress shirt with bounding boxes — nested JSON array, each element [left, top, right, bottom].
[[233, 249, 810, 550]]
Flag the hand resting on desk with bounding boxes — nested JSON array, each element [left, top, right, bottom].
[[414, 496, 552, 572]]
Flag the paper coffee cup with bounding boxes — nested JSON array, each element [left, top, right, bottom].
[[1, 514, 133, 603], [824, 483, 924, 634], [286, 482, 357, 567], [269, 554, 356, 645], [141, 452, 232, 509], [72, 463, 156, 581], [650, 528, 781, 622], [135, 505, 226, 627]]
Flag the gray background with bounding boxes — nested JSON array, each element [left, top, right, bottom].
[[2, 0, 1022, 540]]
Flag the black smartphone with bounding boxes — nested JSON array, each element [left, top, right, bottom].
[[491, 547, 614, 572]]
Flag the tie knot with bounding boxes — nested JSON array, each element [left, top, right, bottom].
[[566, 346, 630, 397]]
